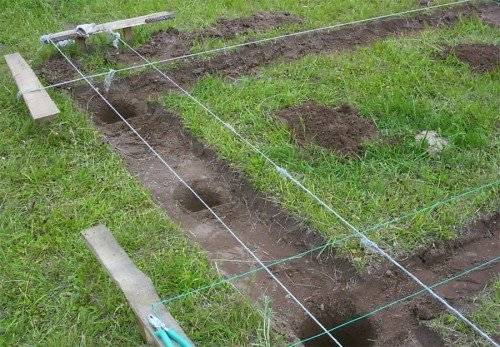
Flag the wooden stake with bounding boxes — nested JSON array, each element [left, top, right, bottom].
[[41, 11, 174, 44], [82, 224, 194, 346], [75, 37, 87, 51], [4, 53, 59, 121], [122, 27, 133, 41]]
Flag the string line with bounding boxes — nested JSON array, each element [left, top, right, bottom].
[[290, 255, 500, 346], [41, 0, 494, 344], [118, 34, 498, 346], [154, 180, 498, 308], [50, 39, 342, 346]]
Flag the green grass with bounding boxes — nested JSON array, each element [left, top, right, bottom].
[[1, 0, 499, 346], [0, 77, 268, 345], [163, 17, 500, 258], [428, 279, 500, 346]]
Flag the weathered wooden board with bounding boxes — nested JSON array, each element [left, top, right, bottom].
[[42, 11, 175, 43], [82, 224, 193, 346], [4, 53, 59, 121]]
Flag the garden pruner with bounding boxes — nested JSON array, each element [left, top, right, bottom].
[[148, 314, 192, 347]]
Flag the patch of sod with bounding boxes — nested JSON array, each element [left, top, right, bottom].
[[163, 17, 500, 258]]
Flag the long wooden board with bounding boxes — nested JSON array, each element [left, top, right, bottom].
[[4, 53, 59, 121], [42, 11, 174, 43], [82, 224, 193, 346]]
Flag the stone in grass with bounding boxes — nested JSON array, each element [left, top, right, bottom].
[[415, 130, 448, 156]]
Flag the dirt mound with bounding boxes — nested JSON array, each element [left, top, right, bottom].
[[134, 28, 191, 60], [38, 56, 81, 86], [480, 3, 500, 27], [276, 102, 378, 155], [441, 43, 500, 72], [197, 11, 301, 39], [114, 11, 301, 63]]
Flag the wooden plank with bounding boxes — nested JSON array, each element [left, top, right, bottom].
[[4, 53, 59, 121], [95, 11, 175, 32], [42, 11, 174, 43], [82, 224, 193, 346]]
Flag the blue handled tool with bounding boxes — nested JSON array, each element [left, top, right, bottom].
[[148, 314, 192, 347]]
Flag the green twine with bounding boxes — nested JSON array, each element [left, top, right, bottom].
[[152, 180, 499, 312], [290, 255, 500, 346]]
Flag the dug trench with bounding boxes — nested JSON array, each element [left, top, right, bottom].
[[40, 3, 500, 88], [440, 43, 500, 72], [80, 95, 500, 346], [40, 4, 500, 346]]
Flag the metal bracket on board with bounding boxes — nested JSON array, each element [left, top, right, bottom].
[[40, 11, 175, 49]]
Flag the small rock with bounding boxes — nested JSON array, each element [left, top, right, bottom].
[[415, 130, 448, 156]]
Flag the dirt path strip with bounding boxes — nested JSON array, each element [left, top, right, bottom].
[[115, 24, 500, 345], [122, 2, 497, 94], [118, 11, 301, 61], [293, 254, 500, 346]]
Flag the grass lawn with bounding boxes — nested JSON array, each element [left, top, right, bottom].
[[0, 60, 264, 346], [164, 16, 500, 258], [1, 0, 498, 346]]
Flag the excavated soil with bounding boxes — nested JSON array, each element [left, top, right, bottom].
[[38, 55, 82, 86], [40, 3, 499, 89], [194, 11, 302, 40], [82, 94, 499, 346], [39, 3, 500, 345], [111, 11, 301, 63], [276, 102, 378, 155], [480, 2, 500, 27], [441, 43, 500, 72]]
